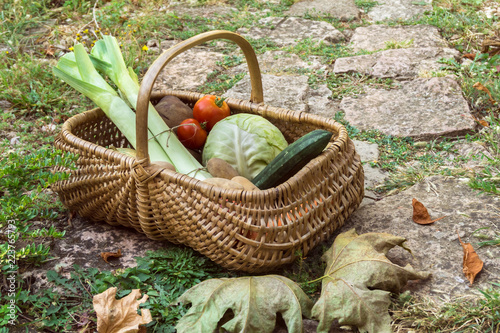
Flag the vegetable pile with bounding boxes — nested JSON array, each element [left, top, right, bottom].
[[54, 34, 333, 189]]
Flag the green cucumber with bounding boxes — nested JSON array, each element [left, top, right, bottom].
[[251, 129, 333, 189]]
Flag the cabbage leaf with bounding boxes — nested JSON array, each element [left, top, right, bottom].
[[202, 114, 288, 180]]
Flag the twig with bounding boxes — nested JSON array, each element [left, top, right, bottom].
[[364, 194, 382, 201], [92, 0, 100, 32]]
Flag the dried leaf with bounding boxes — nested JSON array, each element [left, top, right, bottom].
[[101, 249, 122, 263], [175, 275, 313, 333], [412, 198, 446, 225], [44, 45, 55, 56], [312, 229, 431, 333], [457, 231, 484, 285], [462, 53, 476, 60], [473, 82, 497, 105], [93, 287, 152, 333]]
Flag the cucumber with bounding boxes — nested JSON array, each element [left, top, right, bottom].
[[251, 129, 333, 189]]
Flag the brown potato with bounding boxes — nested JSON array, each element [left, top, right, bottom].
[[202, 177, 245, 190], [155, 95, 193, 132], [231, 176, 259, 191], [206, 158, 239, 179]]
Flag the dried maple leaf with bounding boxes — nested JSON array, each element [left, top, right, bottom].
[[312, 229, 430, 333], [457, 231, 484, 285], [412, 198, 446, 225], [101, 249, 122, 263], [473, 82, 497, 105], [93, 287, 152, 333], [175, 275, 313, 333]]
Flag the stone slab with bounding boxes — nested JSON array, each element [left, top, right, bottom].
[[367, 0, 433, 21], [349, 24, 448, 52], [230, 50, 329, 75], [238, 17, 344, 46], [153, 47, 226, 91], [285, 0, 361, 21], [339, 77, 475, 140], [223, 74, 340, 116], [334, 47, 461, 79], [353, 140, 388, 191], [336, 176, 500, 302]]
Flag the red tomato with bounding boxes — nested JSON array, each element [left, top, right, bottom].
[[177, 118, 207, 149], [193, 95, 231, 131]]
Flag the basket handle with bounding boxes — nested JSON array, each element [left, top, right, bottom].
[[136, 30, 264, 160]]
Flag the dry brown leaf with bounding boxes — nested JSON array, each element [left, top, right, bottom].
[[457, 231, 484, 285], [473, 82, 497, 105], [101, 249, 122, 264], [412, 198, 446, 225], [93, 287, 152, 333], [462, 53, 476, 60], [44, 45, 55, 57]]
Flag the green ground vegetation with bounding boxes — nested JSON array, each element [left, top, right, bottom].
[[0, 0, 499, 331]]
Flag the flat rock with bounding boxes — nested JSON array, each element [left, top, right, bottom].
[[224, 74, 340, 116], [339, 77, 475, 140], [349, 24, 448, 52], [337, 175, 500, 302], [22, 216, 169, 292], [153, 47, 226, 91], [353, 140, 388, 191], [333, 47, 461, 79], [231, 50, 328, 75], [367, 0, 433, 21], [238, 17, 345, 46], [285, 0, 361, 21]]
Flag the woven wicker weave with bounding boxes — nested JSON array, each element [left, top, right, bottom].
[[53, 31, 364, 273]]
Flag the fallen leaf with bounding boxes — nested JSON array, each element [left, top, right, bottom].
[[412, 198, 446, 225], [93, 287, 152, 333], [44, 45, 55, 57], [457, 231, 484, 285], [462, 53, 476, 60], [175, 275, 313, 333], [101, 249, 122, 263], [473, 82, 497, 105], [311, 229, 431, 333]]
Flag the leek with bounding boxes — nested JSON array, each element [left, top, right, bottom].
[[53, 44, 171, 164], [90, 36, 211, 180]]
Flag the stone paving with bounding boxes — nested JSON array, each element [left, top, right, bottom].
[[26, 0, 499, 332]]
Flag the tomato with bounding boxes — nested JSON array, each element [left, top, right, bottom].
[[193, 95, 231, 131], [176, 118, 207, 149]]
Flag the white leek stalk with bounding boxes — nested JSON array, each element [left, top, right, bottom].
[[53, 44, 172, 164], [90, 36, 211, 180]]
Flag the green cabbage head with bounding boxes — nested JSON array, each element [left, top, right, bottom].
[[202, 113, 288, 180]]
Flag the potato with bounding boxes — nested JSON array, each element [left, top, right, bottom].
[[231, 176, 259, 191], [155, 95, 193, 132], [206, 158, 239, 179], [202, 177, 245, 190]]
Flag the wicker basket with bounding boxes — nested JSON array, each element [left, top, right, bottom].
[[53, 31, 364, 273]]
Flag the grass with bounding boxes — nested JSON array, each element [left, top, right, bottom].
[[0, 0, 499, 331], [391, 284, 500, 332]]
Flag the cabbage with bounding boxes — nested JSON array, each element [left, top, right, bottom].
[[202, 114, 288, 180]]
